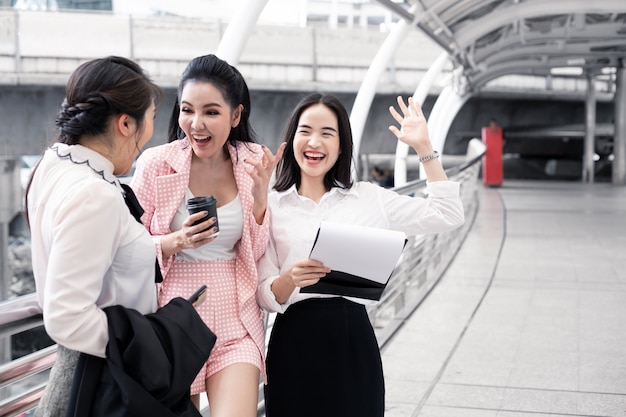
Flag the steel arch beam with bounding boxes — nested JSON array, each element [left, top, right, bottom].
[[394, 52, 450, 186], [472, 22, 626, 66], [455, 0, 626, 50], [215, 0, 269, 66], [424, 85, 471, 179], [349, 17, 413, 179], [469, 53, 622, 89]]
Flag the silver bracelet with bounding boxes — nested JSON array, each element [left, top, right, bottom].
[[419, 150, 439, 163]]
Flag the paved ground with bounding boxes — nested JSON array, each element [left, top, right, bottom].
[[382, 179, 626, 417]]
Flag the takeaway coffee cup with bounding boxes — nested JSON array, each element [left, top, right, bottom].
[[187, 196, 219, 234]]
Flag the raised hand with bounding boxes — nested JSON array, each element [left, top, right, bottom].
[[388, 96, 432, 154], [388, 95, 448, 182], [244, 142, 287, 223]]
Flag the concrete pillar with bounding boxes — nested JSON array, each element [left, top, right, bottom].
[[359, 6, 367, 29], [614, 62, 626, 185], [0, 156, 21, 368], [329, 0, 338, 29], [582, 73, 596, 183], [0, 157, 21, 301], [0, 222, 8, 303]]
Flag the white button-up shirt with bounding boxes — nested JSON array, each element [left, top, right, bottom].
[[256, 180, 464, 313], [28, 144, 158, 357]]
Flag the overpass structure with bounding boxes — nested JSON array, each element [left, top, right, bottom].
[[1, 1, 626, 416], [1, 0, 626, 185], [367, 0, 626, 185]]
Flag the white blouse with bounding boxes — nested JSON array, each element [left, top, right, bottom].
[[170, 189, 243, 262], [256, 180, 464, 313], [28, 144, 158, 358]]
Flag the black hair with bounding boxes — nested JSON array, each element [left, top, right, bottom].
[[273, 93, 354, 192], [25, 56, 162, 226], [168, 54, 257, 147], [56, 56, 162, 145]]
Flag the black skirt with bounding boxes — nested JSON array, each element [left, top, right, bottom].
[[264, 297, 384, 417]]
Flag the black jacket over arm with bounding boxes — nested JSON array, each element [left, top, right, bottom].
[[65, 297, 216, 417]]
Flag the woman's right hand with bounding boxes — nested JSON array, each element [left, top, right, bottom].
[[271, 259, 331, 304], [161, 211, 218, 258], [178, 211, 219, 248], [287, 259, 331, 288]]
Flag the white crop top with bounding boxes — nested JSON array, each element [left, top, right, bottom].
[[170, 189, 243, 261]]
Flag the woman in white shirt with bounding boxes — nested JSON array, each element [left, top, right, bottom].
[[257, 93, 465, 417], [26, 56, 162, 417]]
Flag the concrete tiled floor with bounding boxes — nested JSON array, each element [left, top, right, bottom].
[[382, 180, 626, 417]]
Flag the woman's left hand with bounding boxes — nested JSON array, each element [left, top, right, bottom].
[[389, 95, 449, 182], [388, 96, 432, 154], [245, 142, 287, 222]]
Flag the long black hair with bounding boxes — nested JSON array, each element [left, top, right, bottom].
[[273, 93, 354, 192], [168, 54, 257, 147]]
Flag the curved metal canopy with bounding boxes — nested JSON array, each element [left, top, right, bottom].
[[375, 0, 626, 91]]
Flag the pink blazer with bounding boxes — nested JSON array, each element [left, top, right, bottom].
[[130, 138, 269, 369]]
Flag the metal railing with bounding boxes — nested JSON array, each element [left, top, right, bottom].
[[367, 149, 482, 347], [0, 140, 485, 417]]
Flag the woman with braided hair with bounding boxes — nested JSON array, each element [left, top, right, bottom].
[[26, 57, 214, 417]]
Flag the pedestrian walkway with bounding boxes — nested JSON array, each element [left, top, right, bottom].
[[382, 179, 626, 417]]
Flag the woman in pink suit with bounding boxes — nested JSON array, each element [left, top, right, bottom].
[[131, 54, 284, 417]]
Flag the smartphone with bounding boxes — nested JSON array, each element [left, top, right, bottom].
[[187, 285, 207, 304]]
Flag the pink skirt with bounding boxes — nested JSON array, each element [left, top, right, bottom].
[[158, 259, 263, 395]]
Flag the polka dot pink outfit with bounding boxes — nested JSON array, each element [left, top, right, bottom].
[[131, 139, 269, 394], [159, 259, 263, 394]]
